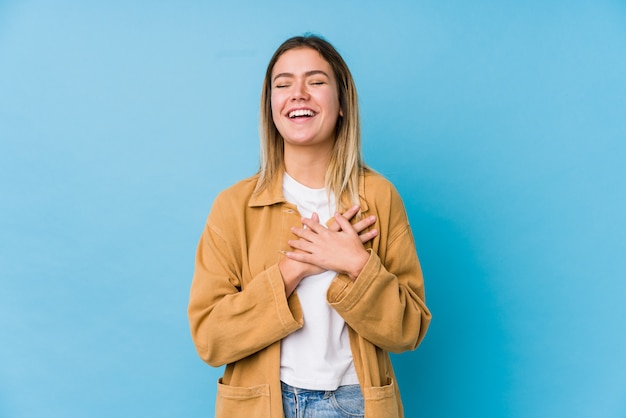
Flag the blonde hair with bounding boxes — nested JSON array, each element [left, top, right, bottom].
[[256, 34, 366, 211]]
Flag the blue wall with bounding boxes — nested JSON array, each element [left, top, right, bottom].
[[1, 1, 625, 417]]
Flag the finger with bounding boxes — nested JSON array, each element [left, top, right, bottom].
[[300, 216, 326, 234], [333, 212, 358, 235], [341, 205, 361, 220], [288, 238, 316, 254], [284, 250, 315, 264], [358, 228, 378, 244], [328, 220, 340, 232], [328, 205, 360, 232], [291, 226, 319, 243], [352, 215, 377, 233], [303, 212, 320, 230]]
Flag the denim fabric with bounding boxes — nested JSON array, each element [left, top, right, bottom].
[[281, 382, 365, 418]]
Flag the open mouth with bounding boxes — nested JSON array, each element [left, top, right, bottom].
[[288, 109, 316, 119]]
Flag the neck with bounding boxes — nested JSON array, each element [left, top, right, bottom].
[[283, 144, 332, 189]]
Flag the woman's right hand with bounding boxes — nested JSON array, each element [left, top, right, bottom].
[[279, 205, 377, 297]]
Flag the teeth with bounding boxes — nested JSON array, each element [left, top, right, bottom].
[[289, 109, 315, 118]]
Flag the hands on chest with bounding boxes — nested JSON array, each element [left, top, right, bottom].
[[278, 204, 377, 297]]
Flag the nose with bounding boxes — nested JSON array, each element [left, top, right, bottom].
[[291, 80, 309, 101]]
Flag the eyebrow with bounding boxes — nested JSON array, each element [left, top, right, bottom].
[[272, 70, 330, 82]]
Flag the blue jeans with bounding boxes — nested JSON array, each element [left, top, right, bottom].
[[281, 381, 365, 418]]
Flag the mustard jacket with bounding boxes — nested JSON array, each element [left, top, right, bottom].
[[188, 170, 431, 418]]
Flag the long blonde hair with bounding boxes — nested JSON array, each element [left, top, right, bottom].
[[256, 34, 366, 211]]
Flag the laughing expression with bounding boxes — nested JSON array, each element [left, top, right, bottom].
[[270, 47, 342, 152]]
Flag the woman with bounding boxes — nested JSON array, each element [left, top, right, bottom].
[[188, 34, 431, 418]]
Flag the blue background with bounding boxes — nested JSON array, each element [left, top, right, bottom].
[[1, 1, 625, 417]]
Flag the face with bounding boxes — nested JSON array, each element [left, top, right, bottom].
[[270, 47, 342, 151]]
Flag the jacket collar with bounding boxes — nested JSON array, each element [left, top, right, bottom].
[[248, 171, 287, 207], [248, 169, 369, 212]]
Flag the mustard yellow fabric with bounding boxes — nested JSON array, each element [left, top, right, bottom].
[[188, 170, 431, 417]]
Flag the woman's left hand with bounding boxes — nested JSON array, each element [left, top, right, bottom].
[[285, 211, 374, 281]]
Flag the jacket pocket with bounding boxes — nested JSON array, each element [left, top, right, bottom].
[[215, 379, 270, 418], [362, 379, 400, 418]]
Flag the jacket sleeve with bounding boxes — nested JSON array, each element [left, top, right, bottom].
[[187, 203, 303, 367], [326, 188, 431, 353]]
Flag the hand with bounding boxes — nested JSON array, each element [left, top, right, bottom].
[[279, 212, 326, 297], [279, 206, 377, 296], [285, 206, 377, 281], [327, 205, 378, 244]]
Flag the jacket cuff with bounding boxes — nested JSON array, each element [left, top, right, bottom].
[[265, 263, 304, 332], [327, 249, 378, 311]]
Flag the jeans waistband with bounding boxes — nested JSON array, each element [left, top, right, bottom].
[[280, 381, 360, 395]]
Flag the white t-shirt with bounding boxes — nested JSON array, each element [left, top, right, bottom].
[[279, 173, 359, 390]]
